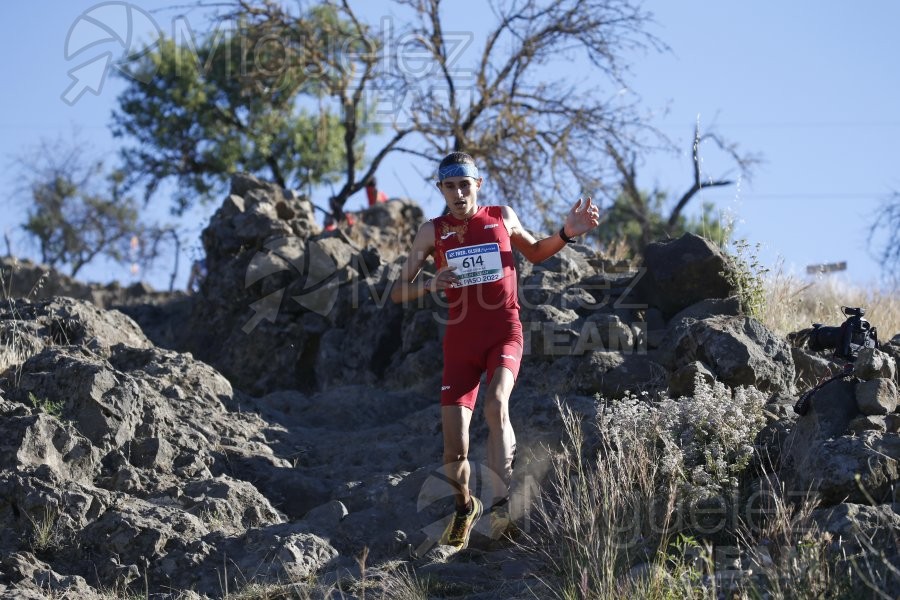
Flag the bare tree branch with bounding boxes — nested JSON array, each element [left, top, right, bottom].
[[870, 191, 900, 279], [666, 124, 762, 230], [393, 0, 663, 224]]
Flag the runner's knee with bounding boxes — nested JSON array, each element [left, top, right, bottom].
[[483, 395, 510, 429], [443, 450, 468, 464]]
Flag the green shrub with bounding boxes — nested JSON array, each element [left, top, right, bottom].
[[27, 391, 64, 418], [722, 238, 769, 318]]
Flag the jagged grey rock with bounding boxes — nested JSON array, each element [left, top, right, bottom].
[[791, 345, 834, 387], [582, 312, 636, 353], [668, 360, 716, 397], [856, 377, 898, 415], [637, 233, 737, 318], [849, 414, 887, 433], [564, 351, 667, 399], [669, 295, 743, 323], [785, 432, 899, 505], [854, 347, 898, 382], [887, 414, 900, 433], [658, 315, 796, 394], [782, 376, 900, 505], [812, 502, 900, 600], [0, 413, 99, 481], [0, 297, 152, 365]]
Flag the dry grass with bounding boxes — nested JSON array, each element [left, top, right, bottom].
[[735, 481, 852, 599], [760, 262, 900, 340], [521, 388, 897, 599], [0, 322, 38, 384], [524, 398, 681, 599]]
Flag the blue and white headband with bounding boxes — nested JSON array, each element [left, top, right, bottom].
[[438, 163, 480, 181]]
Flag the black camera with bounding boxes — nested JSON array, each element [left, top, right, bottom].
[[793, 306, 879, 416], [807, 306, 878, 361]]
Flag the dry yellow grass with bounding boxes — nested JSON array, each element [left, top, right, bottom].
[[760, 263, 900, 341]]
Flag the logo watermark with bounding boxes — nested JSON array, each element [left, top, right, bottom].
[[242, 236, 340, 332], [62, 3, 476, 126], [62, 2, 162, 105], [412, 460, 540, 556]]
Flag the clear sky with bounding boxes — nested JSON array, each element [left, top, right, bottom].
[[1, 1, 898, 291]]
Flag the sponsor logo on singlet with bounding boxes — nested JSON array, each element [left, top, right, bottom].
[[438, 222, 468, 244]]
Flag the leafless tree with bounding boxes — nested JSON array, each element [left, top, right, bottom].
[[207, 0, 664, 226], [13, 134, 176, 280], [393, 0, 664, 225], [606, 122, 762, 248]]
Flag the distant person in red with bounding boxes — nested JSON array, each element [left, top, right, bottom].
[[365, 176, 388, 207], [323, 196, 356, 231]]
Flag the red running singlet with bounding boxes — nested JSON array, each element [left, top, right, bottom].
[[432, 206, 524, 409]]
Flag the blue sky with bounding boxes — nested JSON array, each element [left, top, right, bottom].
[[1, 1, 898, 291]]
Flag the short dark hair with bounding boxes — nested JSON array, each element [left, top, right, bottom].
[[365, 176, 377, 187], [439, 152, 476, 170]]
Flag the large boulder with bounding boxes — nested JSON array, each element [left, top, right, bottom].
[[812, 503, 900, 599], [563, 351, 668, 398], [780, 373, 900, 506], [183, 174, 427, 395], [637, 233, 737, 318], [658, 315, 796, 395], [186, 174, 325, 394], [0, 257, 95, 302], [0, 257, 182, 311], [783, 431, 900, 505], [0, 297, 152, 372]]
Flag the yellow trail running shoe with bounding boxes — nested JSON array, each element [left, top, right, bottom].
[[440, 497, 483, 549], [489, 504, 513, 540]]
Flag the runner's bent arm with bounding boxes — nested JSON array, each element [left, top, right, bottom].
[[389, 222, 460, 303], [502, 198, 601, 264]]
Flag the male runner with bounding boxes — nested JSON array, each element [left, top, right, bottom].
[[390, 152, 601, 549]]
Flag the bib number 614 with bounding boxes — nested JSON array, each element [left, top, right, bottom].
[[462, 255, 484, 269]]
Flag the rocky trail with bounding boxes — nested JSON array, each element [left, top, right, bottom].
[[0, 174, 897, 598]]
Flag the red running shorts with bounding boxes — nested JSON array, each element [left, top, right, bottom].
[[440, 313, 523, 409]]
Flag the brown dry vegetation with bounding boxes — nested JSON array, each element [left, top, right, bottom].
[[761, 264, 900, 340]]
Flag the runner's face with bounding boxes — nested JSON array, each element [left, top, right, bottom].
[[437, 176, 481, 219]]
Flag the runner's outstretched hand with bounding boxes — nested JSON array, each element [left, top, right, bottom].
[[563, 197, 602, 237]]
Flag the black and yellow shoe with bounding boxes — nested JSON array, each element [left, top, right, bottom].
[[440, 497, 483, 549]]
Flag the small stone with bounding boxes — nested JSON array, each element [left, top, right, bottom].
[[856, 378, 898, 415], [848, 415, 887, 434]]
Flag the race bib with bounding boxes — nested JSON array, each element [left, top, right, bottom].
[[445, 243, 504, 287]]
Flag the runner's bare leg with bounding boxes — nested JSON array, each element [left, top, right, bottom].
[[441, 405, 473, 511], [484, 366, 516, 507]]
